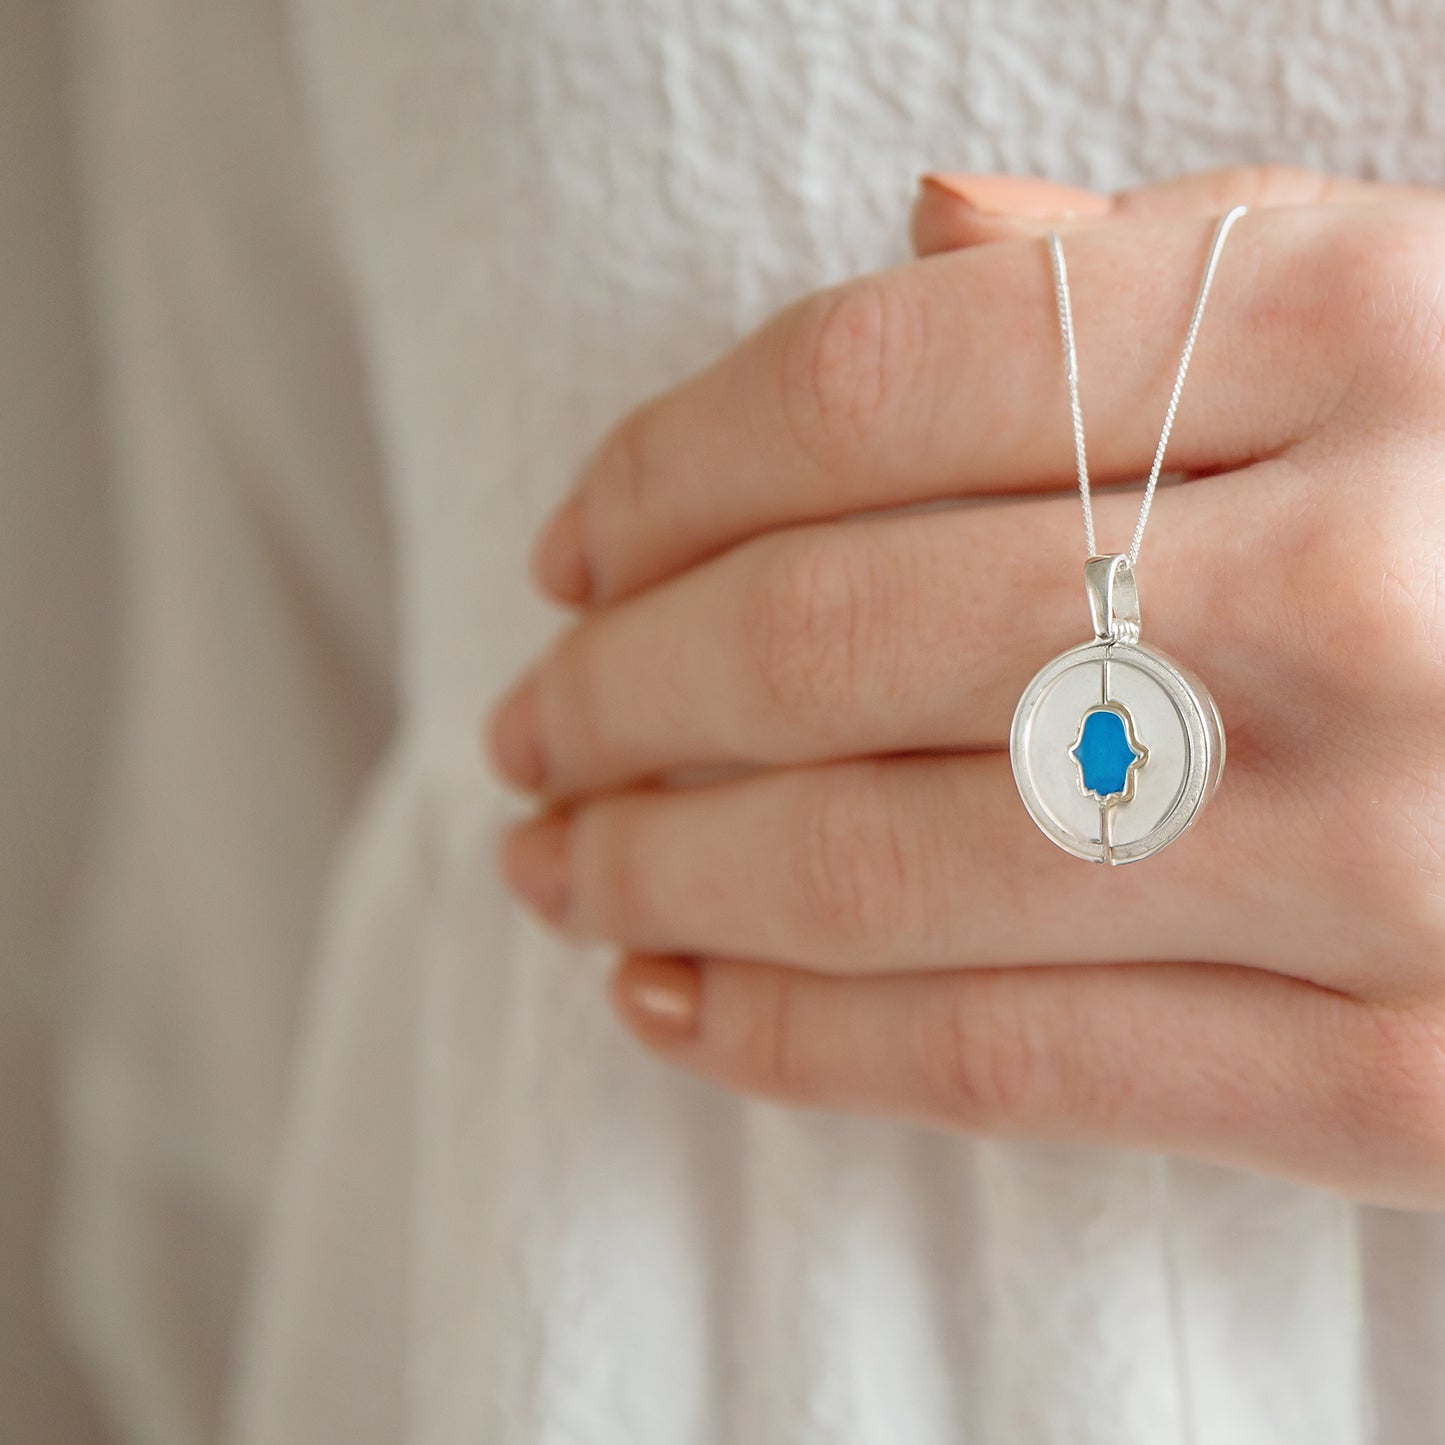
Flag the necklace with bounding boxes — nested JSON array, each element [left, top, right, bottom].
[[1010, 206, 1246, 865]]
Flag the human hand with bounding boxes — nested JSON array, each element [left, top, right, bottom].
[[488, 167, 1445, 1208]]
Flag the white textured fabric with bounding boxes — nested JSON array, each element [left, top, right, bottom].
[[51, 2, 1445, 1443]]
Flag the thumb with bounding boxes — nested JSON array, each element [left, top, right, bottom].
[[912, 165, 1430, 258]]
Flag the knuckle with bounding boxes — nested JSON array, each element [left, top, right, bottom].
[[1372, 801, 1445, 959], [782, 277, 922, 465], [1342, 1002, 1445, 1194], [1370, 781, 1445, 967], [1235, 163, 1329, 204], [919, 976, 1135, 1137], [545, 630, 608, 779], [1272, 488, 1445, 704], [791, 769, 915, 953], [1117, 164, 1328, 214], [1309, 208, 1445, 398], [919, 978, 1057, 1132], [576, 801, 654, 943], [738, 970, 821, 1102], [741, 533, 878, 737], [1284, 758, 1445, 968], [591, 404, 656, 525], [1265, 498, 1445, 939], [1229, 163, 1330, 208]]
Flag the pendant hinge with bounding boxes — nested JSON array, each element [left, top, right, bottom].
[[1085, 554, 1141, 644]]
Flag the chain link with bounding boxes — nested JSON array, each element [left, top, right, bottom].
[[1046, 205, 1247, 568]]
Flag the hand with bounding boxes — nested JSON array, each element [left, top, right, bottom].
[[488, 167, 1445, 1208]]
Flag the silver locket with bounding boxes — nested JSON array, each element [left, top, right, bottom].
[[1010, 554, 1224, 865], [1012, 209, 1244, 864]]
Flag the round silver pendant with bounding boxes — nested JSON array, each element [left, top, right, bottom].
[[1010, 556, 1225, 865]]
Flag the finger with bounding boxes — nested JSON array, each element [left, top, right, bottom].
[[493, 470, 1274, 797], [500, 752, 1270, 977], [911, 172, 1110, 255], [532, 204, 1377, 605], [912, 165, 1436, 257], [609, 954, 1434, 1205]]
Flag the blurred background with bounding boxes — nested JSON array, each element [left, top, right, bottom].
[[11, 3, 1445, 1443], [1, 0, 111, 1439]]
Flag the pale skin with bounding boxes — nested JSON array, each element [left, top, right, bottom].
[[487, 166, 1445, 1209]]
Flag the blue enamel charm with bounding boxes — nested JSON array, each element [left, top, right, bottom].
[[1070, 705, 1147, 802]]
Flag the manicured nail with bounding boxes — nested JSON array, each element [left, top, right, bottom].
[[487, 674, 546, 791], [611, 957, 702, 1045], [918, 172, 1110, 220], [531, 494, 593, 605], [500, 814, 571, 924]]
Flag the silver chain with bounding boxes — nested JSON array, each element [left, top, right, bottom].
[[1046, 205, 1247, 566]]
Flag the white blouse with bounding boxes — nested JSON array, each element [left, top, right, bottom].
[[49, 1, 1445, 1441]]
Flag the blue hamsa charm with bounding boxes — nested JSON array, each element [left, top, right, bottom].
[[1010, 557, 1224, 865]]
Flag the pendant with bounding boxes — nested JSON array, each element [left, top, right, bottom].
[[1009, 555, 1224, 865]]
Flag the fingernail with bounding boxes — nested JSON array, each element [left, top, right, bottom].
[[532, 494, 593, 605], [487, 674, 546, 791], [611, 957, 702, 1045], [918, 172, 1111, 220], [500, 814, 571, 924]]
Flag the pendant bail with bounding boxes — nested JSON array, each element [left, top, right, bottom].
[[1085, 554, 1141, 644]]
